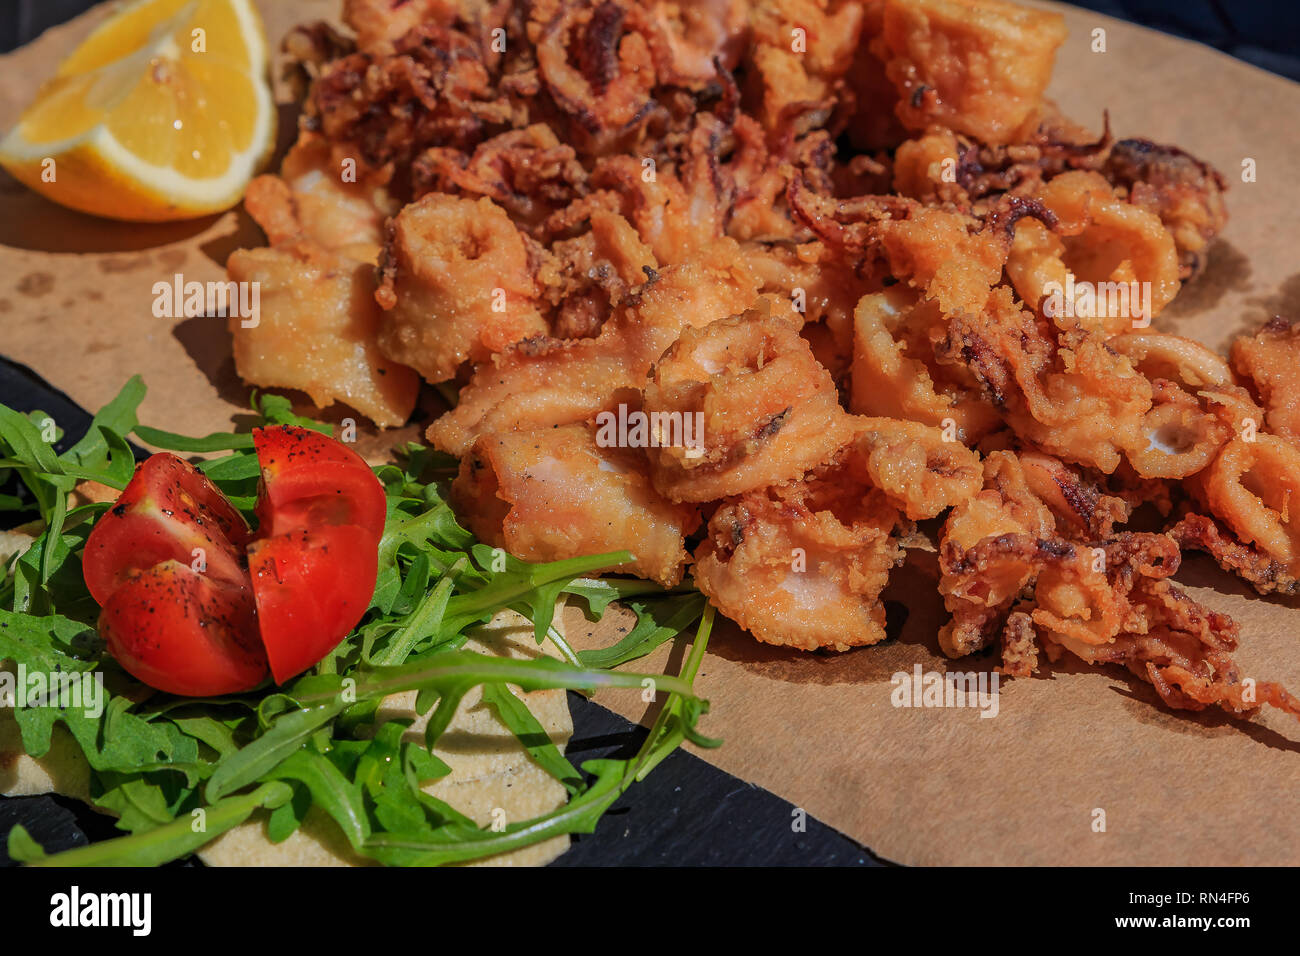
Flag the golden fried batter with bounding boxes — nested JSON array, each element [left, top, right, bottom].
[[453, 423, 698, 586], [227, 243, 419, 428], [695, 470, 906, 651], [428, 256, 762, 456], [938, 286, 1153, 473], [850, 286, 1001, 441], [375, 193, 548, 383], [642, 310, 857, 502], [849, 417, 983, 519], [939, 452, 1300, 721], [1231, 316, 1300, 444], [872, 0, 1067, 145]]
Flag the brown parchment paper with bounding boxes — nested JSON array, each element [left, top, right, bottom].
[[1, 1, 1297, 865]]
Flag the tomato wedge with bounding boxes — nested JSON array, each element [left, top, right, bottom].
[[83, 454, 250, 605], [84, 454, 266, 696], [249, 524, 379, 683], [98, 562, 265, 697], [84, 425, 385, 695], [253, 426, 386, 540], [249, 426, 384, 684]]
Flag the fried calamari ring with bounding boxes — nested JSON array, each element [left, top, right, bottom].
[[1109, 332, 1232, 389], [453, 423, 698, 587], [1124, 381, 1232, 479], [643, 310, 857, 502], [1103, 138, 1229, 280], [849, 287, 1002, 442], [694, 474, 905, 652], [1109, 332, 1259, 479], [1201, 435, 1300, 574], [531, 0, 659, 154], [375, 193, 548, 383], [1006, 171, 1180, 335]]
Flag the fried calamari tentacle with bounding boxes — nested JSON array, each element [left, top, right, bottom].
[[694, 474, 907, 652], [411, 123, 587, 230], [1231, 316, 1300, 444], [786, 173, 1022, 317], [642, 310, 857, 502], [1169, 512, 1299, 596], [1016, 451, 1130, 540], [535, 208, 659, 339], [1042, 576, 1300, 722], [452, 423, 699, 587], [308, 22, 523, 172], [939, 532, 1051, 659], [530, 0, 659, 154], [589, 154, 730, 261], [937, 450, 1055, 657], [941, 109, 1113, 208], [341, 0, 457, 56], [1103, 137, 1229, 280], [943, 503, 1300, 721], [375, 193, 548, 383], [282, 21, 357, 102], [937, 286, 1153, 473], [999, 608, 1040, 678], [1029, 532, 1180, 648]]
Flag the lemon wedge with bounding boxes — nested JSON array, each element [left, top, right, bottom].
[[0, 0, 275, 222]]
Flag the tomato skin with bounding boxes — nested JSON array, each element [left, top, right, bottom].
[[98, 561, 267, 697], [83, 454, 250, 606], [252, 426, 386, 539], [247, 524, 378, 684]]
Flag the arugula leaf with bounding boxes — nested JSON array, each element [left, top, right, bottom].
[[134, 426, 255, 453], [11, 782, 295, 867], [482, 683, 583, 794]]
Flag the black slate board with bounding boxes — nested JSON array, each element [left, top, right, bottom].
[[0, 355, 885, 867]]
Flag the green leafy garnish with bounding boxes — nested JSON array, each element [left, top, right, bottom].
[[0, 380, 716, 866]]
